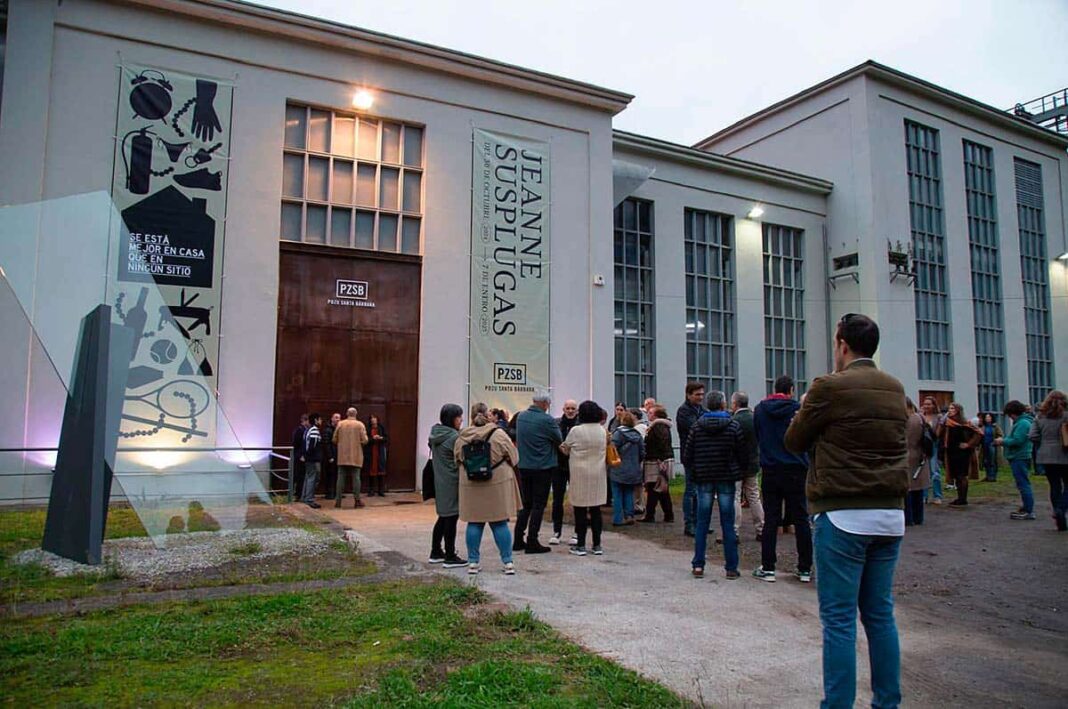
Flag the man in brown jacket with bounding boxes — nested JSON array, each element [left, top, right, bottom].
[[784, 313, 907, 709], [333, 407, 369, 509]]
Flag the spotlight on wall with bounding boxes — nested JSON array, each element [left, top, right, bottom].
[[352, 89, 375, 111], [747, 204, 765, 219]]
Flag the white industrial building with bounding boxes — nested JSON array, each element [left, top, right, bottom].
[[0, 0, 1065, 502]]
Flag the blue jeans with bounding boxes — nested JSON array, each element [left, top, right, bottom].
[[928, 442, 943, 500], [465, 521, 512, 565], [683, 466, 697, 529], [813, 514, 902, 709], [692, 481, 738, 571], [982, 442, 997, 480], [611, 481, 634, 524], [1010, 459, 1034, 513]]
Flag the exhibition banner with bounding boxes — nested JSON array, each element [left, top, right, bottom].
[[469, 129, 551, 415], [109, 63, 233, 446]]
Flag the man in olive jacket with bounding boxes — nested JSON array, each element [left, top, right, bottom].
[[784, 314, 907, 709]]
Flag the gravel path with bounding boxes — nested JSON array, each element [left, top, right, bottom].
[[325, 499, 1067, 708], [15, 528, 337, 581]]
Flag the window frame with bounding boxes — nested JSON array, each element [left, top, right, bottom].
[[613, 198, 656, 406], [280, 102, 425, 255], [684, 208, 736, 396]]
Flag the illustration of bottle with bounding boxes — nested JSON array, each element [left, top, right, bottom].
[[125, 287, 149, 358]]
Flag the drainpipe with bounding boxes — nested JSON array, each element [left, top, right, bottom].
[[823, 223, 833, 373]]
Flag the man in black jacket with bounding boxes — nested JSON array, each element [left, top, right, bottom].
[[290, 413, 309, 501], [676, 381, 707, 537], [681, 390, 748, 579], [321, 412, 340, 499], [752, 375, 812, 583]]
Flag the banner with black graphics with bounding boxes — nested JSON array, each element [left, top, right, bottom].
[[109, 64, 232, 446], [469, 129, 551, 415]]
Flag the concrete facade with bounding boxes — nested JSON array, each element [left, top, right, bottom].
[[611, 132, 832, 411], [0, 0, 629, 501], [1, 5, 1066, 504], [695, 62, 1068, 414]]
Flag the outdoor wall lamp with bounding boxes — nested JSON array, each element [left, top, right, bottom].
[[747, 204, 765, 219], [352, 89, 375, 111]]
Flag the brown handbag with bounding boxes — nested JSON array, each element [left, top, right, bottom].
[[606, 442, 622, 468], [1060, 420, 1068, 450]]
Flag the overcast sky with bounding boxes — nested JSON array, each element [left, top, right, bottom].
[[256, 0, 1068, 145]]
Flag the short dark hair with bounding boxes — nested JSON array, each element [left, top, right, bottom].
[[577, 400, 602, 424], [685, 381, 705, 396], [1003, 400, 1026, 418], [439, 403, 463, 427], [651, 405, 667, 420], [299, 413, 309, 423], [309, 412, 321, 424], [836, 313, 880, 358], [773, 375, 794, 395]]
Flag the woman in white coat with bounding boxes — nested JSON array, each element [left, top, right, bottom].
[[560, 400, 609, 556]]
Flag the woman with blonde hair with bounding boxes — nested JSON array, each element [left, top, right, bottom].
[[609, 410, 645, 525], [455, 404, 523, 574], [941, 402, 981, 507], [1029, 390, 1068, 531]]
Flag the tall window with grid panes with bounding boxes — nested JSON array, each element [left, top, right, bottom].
[[963, 140, 1006, 416], [905, 120, 953, 381], [684, 209, 736, 395], [613, 198, 655, 407], [281, 104, 424, 253], [1014, 158, 1055, 405], [763, 224, 805, 394]]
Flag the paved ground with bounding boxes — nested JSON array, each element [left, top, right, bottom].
[[317, 490, 1066, 708]]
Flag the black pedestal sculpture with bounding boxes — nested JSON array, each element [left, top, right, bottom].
[[42, 305, 134, 565]]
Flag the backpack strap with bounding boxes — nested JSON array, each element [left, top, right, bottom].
[[483, 427, 506, 469]]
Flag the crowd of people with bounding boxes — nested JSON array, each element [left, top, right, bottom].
[[416, 313, 1067, 708], [285, 312, 1067, 707], [288, 407, 389, 509]]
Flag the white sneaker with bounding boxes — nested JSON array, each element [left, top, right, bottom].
[[549, 533, 561, 545], [467, 563, 481, 575], [502, 562, 516, 575], [569, 535, 579, 546]]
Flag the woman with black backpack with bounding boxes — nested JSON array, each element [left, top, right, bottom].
[[455, 404, 522, 575]]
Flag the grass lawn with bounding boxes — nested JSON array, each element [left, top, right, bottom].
[[0, 506, 373, 606], [0, 579, 688, 707]]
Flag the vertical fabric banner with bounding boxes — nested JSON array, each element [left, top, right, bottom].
[[109, 64, 233, 447], [469, 129, 551, 415]]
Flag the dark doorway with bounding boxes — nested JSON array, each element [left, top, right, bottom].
[[918, 390, 955, 413], [274, 242, 421, 490]]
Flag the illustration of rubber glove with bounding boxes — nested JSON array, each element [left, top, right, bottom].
[[191, 80, 222, 142]]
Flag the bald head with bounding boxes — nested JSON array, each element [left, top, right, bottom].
[[562, 399, 578, 419], [346, 407, 358, 419]]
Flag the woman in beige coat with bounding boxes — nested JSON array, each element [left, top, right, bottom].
[[455, 409, 522, 575], [904, 397, 931, 526], [560, 400, 609, 556]]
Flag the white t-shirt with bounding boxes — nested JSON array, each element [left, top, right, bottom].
[[824, 509, 905, 537]]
